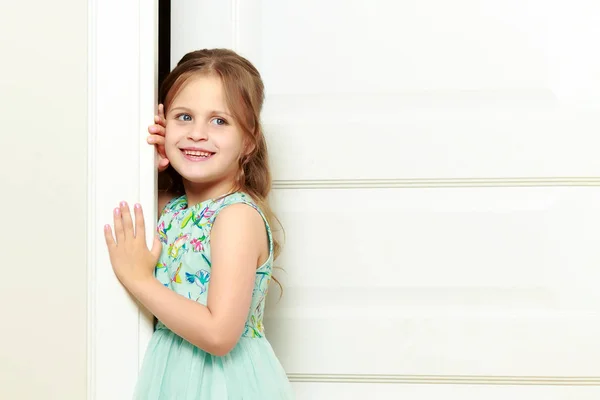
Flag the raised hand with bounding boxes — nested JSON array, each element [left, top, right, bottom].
[[104, 202, 162, 290], [147, 104, 169, 171]]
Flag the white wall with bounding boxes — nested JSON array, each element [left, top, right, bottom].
[[0, 0, 88, 399], [172, 1, 600, 399]]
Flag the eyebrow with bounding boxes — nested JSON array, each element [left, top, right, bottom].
[[170, 106, 233, 119]]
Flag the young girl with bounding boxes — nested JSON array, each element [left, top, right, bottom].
[[103, 48, 295, 399]]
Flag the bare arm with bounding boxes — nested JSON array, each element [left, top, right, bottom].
[[128, 203, 268, 356]]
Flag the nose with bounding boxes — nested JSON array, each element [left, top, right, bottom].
[[187, 124, 208, 141]]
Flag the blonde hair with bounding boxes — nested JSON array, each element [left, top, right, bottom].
[[158, 49, 284, 286]]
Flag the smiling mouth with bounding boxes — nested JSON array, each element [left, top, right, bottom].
[[182, 149, 215, 161]]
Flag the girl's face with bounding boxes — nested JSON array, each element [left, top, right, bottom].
[[164, 74, 246, 194]]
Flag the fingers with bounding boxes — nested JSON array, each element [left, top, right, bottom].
[[148, 119, 166, 137], [147, 104, 166, 139], [154, 104, 166, 127], [108, 202, 145, 245], [134, 203, 146, 240], [104, 224, 116, 248], [120, 201, 135, 239], [147, 134, 165, 146], [147, 133, 165, 145], [154, 115, 166, 127], [148, 104, 169, 171], [158, 103, 165, 123], [113, 206, 125, 243]]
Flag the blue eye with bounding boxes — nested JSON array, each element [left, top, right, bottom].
[[176, 114, 192, 122], [211, 118, 227, 126]]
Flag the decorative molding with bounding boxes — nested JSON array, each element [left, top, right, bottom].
[[86, 0, 97, 398], [287, 373, 600, 386], [87, 0, 157, 398], [137, 0, 159, 373], [273, 177, 600, 190]]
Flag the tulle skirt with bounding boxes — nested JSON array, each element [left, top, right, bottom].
[[133, 327, 295, 399]]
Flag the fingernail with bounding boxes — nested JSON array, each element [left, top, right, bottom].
[[120, 201, 127, 207], [114, 208, 120, 215], [104, 224, 110, 230], [134, 203, 141, 209]]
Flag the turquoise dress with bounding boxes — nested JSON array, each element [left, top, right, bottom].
[[134, 192, 295, 399]]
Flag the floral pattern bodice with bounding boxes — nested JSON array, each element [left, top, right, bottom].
[[154, 192, 273, 339]]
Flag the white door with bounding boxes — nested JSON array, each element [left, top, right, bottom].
[[169, 1, 600, 399]]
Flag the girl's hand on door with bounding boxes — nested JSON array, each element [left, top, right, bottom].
[[104, 201, 162, 290], [147, 104, 169, 171]]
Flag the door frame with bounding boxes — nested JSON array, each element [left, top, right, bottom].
[[87, 0, 157, 398]]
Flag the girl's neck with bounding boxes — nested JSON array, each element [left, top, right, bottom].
[[182, 179, 238, 208]]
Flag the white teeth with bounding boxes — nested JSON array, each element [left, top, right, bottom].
[[184, 150, 212, 157]]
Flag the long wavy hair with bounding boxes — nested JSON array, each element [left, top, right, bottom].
[[158, 49, 284, 288]]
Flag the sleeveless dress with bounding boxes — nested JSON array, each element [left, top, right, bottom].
[[134, 192, 295, 399]]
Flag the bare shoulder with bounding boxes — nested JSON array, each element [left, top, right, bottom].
[[212, 203, 266, 235], [211, 203, 268, 261]]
